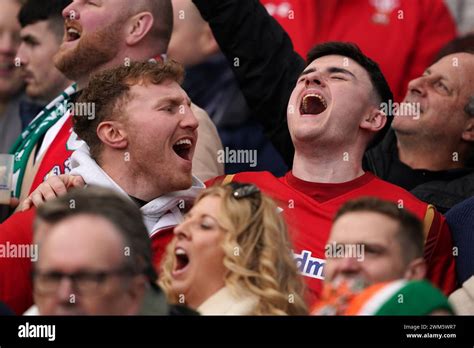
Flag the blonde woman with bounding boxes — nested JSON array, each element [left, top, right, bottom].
[[160, 183, 307, 315]]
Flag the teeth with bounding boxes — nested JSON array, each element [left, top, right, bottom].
[[175, 139, 191, 146], [175, 248, 187, 256], [68, 28, 79, 34], [303, 93, 327, 109]]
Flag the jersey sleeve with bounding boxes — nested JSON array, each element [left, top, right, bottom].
[[0, 209, 36, 315], [423, 206, 458, 296]]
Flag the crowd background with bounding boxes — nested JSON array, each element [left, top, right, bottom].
[[0, 0, 473, 316]]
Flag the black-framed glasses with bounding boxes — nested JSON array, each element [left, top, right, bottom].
[[31, 268, 136, 295]]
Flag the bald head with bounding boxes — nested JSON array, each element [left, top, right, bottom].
[[129, 0, 173, 53]]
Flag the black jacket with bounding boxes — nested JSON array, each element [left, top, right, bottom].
[[193, 0, 474, 212]]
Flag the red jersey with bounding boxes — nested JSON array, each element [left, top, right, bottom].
[[207, 171, 456, 305], [260, 0, 457, 101], [0, 210, 175, 315]]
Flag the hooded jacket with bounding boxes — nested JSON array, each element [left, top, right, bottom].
[[70, 144, 206, 264]]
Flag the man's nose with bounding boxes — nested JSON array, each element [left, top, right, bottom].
[[16, 44, 28, 66], [304, 72, 326, 88], [407, 76, 427, 97], [56, 277, 76, 304], [63, 2, 80, 20], [180, 105, 199, 130], [336, 256, 361, 275]]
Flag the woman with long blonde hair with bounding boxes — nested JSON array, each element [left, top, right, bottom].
[[160, 183, 307, 315]]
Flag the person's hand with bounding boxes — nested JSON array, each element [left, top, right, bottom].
[[21, 174, 85, 211]]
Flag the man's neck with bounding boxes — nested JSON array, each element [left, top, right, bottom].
[[292, 146, 365, 183], [396, 133, 463, 171], [100, 156, 163, 202]]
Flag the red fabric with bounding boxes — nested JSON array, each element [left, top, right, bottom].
[[260, 0, 457, 101], [0, 209, 36, 315], [0, 212, 178, 315], [29, 117, 75, 195], [150, 228, 174, 269], [207, 171, 457, 306]]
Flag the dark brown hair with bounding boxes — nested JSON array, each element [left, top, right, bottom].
[[334, 197, 424, 264]]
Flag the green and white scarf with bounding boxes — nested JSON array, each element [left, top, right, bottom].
[[9, 83, 77, 198]]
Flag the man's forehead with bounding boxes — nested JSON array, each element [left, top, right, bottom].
[[307, 55, 362, 71], [432, 53, 474, 73], [330, 212, 398, 242]]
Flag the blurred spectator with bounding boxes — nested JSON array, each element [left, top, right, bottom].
[[168, 0, 287, 175], [0, 0, 73, 222], [0, 0, 24, 153], [16, 0, 73, 127], [32, 187, 195, 315], [194, 0, 473, 213], [324, 197, 426, 287], [445, 0, 474, 35], [260, 0, 456, 101], [160, 183, 307, 315], [203, 41, 456, 304], [313, 280, 453, 315], [449, 276, 474, 314], [446, 196, 474, 285], [311, 197, 453, 315]]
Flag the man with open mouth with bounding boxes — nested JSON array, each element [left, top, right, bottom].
[[195, 0, 458, 305], [8, 0, 222, 208]]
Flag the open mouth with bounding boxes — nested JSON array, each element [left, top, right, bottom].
[[300, 93, 328, 115], [172, 138, 193, 161], [65, 26, 82, 42], [173, 247, 190, 274]]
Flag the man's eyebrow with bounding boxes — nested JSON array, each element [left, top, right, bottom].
[[298, 68, 316, 78], [298, 66, 356, 79], [21, 34, 38, 43], [327, 67, 356, 78], [152, 95, 191, 108]]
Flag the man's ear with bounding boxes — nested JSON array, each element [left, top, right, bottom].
[[125, 12, 154, 46], [461, 117, 474, 142], [97, 121, 128, 150], [403, 258, 427, 280], [360, 107, 387, 133]]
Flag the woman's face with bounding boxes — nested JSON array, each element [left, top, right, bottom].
[[169, 195, 227, 308]]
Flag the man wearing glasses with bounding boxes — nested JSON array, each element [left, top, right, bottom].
[[30, 186, 194, 315]]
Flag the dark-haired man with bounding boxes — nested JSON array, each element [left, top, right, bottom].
[[325, 197, 427, 287], [193, 0, 474, 213], [206, 41, 456, 303], [16, 0, 72, 116]]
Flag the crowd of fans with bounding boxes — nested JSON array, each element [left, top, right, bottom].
[[0, 0, 473, 316]]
